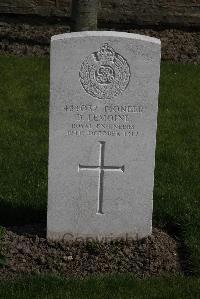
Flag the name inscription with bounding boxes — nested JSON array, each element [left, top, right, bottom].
[[64, 104, 144, 137]]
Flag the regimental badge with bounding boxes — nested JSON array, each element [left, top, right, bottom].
[[79, 43, 131, 100]]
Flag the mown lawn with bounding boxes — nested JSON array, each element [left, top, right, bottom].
[[0, 274, 200, 299], [0, 57, 49, 224], [0, 57, 199, 297]]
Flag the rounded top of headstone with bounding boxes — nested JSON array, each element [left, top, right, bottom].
[[51, 31, 161, 45]]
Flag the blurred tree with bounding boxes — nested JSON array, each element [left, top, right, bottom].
[[71, 0, 99, 31]]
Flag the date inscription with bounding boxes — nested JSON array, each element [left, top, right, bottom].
[[64, 103, 144, 138]]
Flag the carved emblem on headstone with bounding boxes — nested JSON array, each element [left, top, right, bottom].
[[79, 44, 130, 100]]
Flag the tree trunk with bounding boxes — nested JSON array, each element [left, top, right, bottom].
[[71, 0, 98, 31]]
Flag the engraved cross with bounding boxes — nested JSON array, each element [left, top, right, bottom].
[[78, 141, 125, 214]]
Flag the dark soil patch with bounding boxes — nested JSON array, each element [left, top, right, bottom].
[[0, 22, 200, 63], [0, 226, 181, 279], [0, 23, 70, 57], [128, 28, 200, 64]]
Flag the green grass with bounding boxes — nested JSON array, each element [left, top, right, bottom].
[[154, 64, 200, 274], [0, 57, 200, 297], [0, 57, 49, 224], [0, 274, 199, 299]]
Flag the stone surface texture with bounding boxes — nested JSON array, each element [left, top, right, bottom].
[[47, 31, 161, 241], [1, 0, 200, 28], [0, 0, 71, 16], [99, 0, 200, 28]]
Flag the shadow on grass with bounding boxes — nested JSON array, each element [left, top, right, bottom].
[[154, 212, 193, 277], [0, 200, 46, 227]]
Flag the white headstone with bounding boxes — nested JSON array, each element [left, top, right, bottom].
[[47, 31, 161, 241]]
